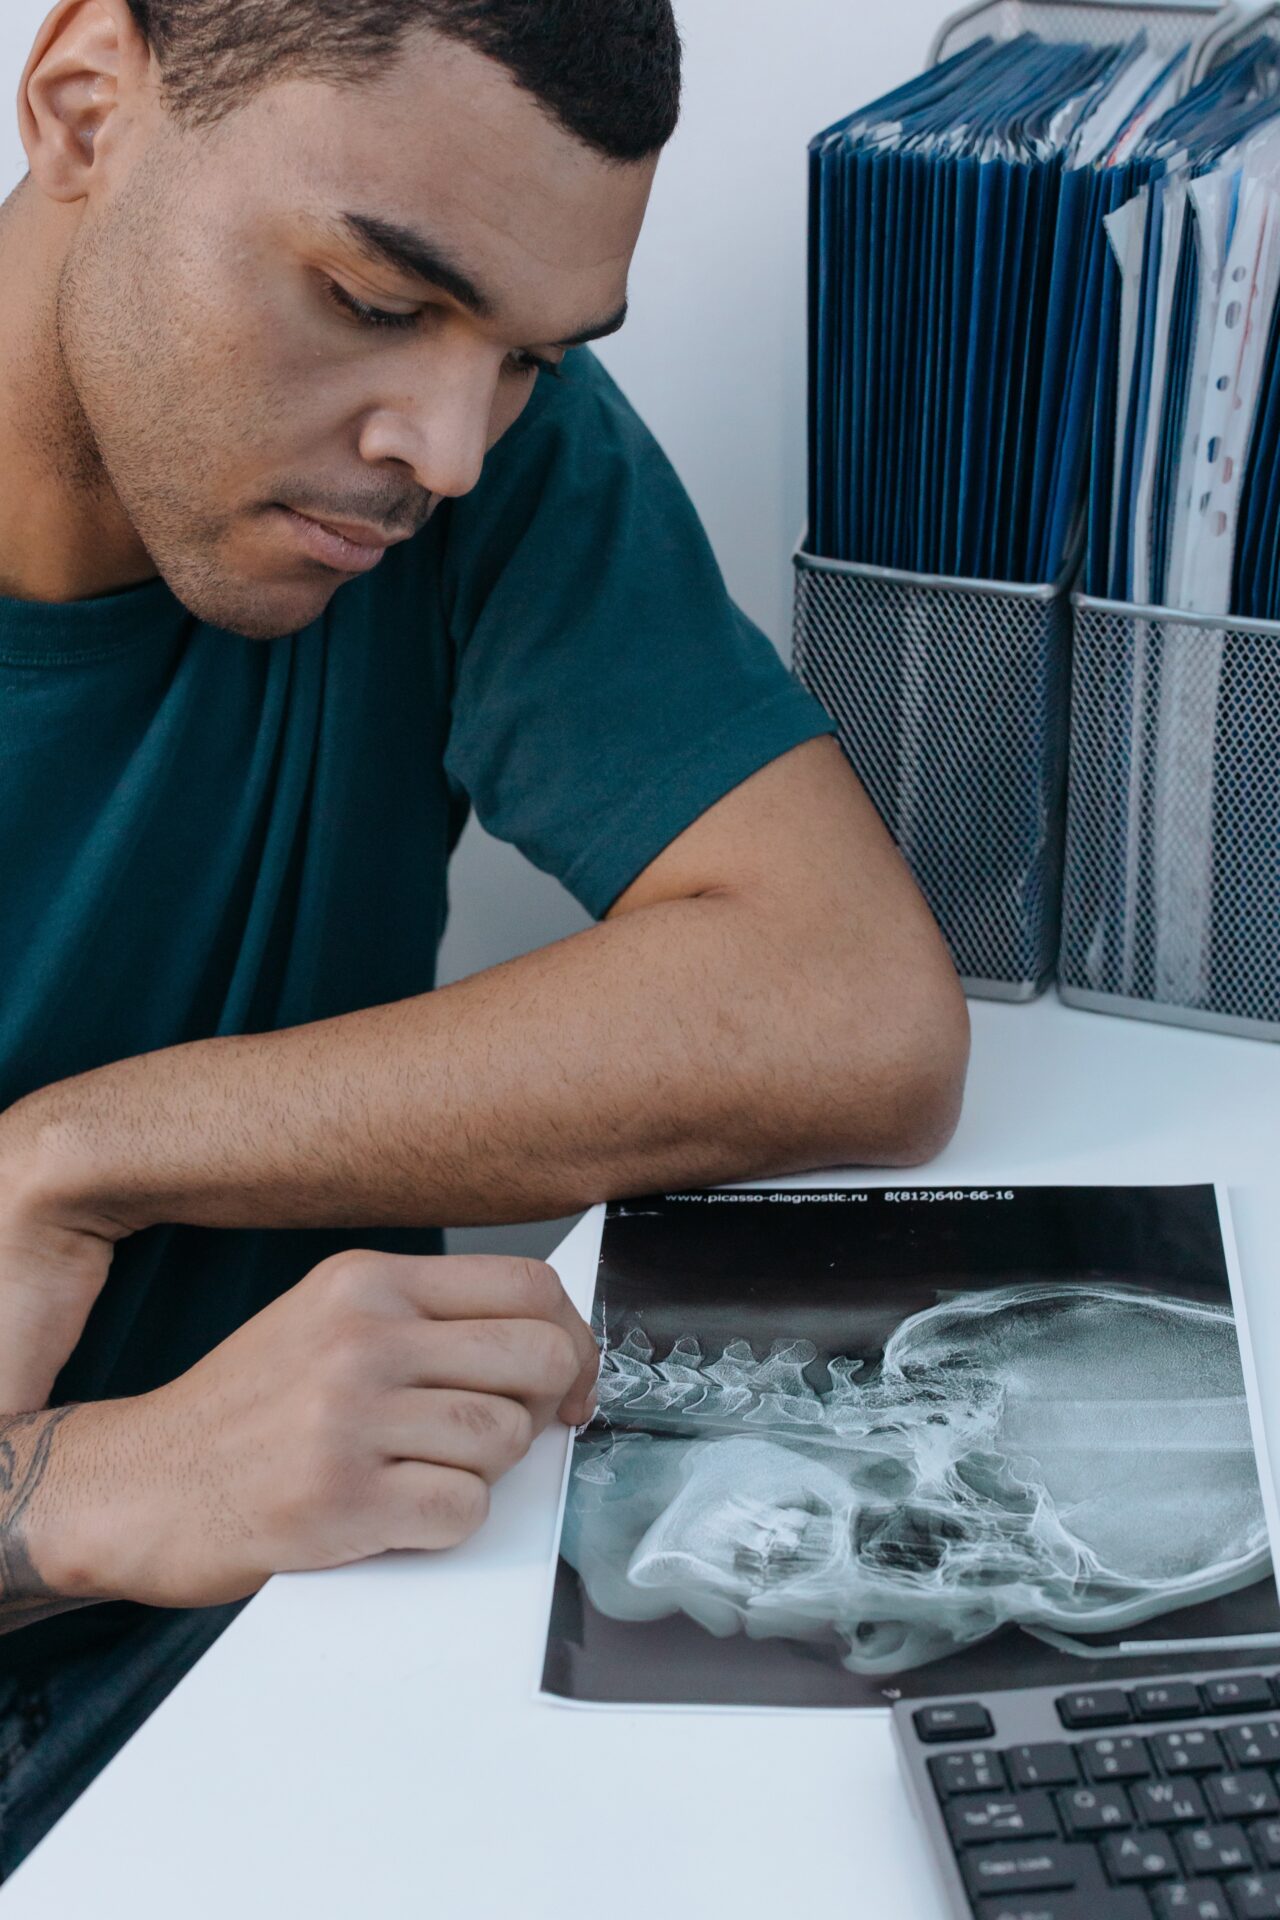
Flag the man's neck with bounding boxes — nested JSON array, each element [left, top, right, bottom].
[[0, 179, 155, 604]]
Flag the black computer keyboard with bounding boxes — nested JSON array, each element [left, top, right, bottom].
[[891, 1666, 1280, 1919]]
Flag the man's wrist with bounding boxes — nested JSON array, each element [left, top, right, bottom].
[[23, 1400, 145, 1605]]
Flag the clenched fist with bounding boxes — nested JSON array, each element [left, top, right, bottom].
[[50, 1249, 599, 1609]]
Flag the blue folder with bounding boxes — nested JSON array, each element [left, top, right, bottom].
[[806, 32, 1171, 585]]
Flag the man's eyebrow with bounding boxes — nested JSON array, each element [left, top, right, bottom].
[[337, 210, 628, 348], [339, 211, 495, 316], [554, 302, 629, 347]]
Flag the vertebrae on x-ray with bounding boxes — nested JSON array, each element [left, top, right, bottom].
[[562, 1285, 1274, 1676], [593, 1326, 1001, 1440]]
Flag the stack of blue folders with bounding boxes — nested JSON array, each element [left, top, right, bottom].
[[1075, 34, 1280, 1021], [807, 32, 1192, 582], [805, 29, 1280, 1024], [1085, 34, 1280, 616]]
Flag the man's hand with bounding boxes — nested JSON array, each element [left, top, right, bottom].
[[0, 1094, 129, 1414], [44, 1250, 599, 1612]]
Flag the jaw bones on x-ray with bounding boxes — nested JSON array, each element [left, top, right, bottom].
[[560, 1283, 1271, 1681]]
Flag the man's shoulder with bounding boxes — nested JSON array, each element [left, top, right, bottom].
[[523, 343, 628, 420], [488, 345, 644, 468], [345, 351, 646, 639], [418, 346, 664, 594]]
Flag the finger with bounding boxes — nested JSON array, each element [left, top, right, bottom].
[[396, 1317, 586, 1429], [391, 1256, 599, 1386], [377, 1460, 491, 1552], [369, 1388, 535, 1483]]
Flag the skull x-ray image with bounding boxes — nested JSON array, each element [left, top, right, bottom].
[[541, 1187, 1280, 1710]]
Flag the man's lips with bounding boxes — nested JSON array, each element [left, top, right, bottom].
[[274, 506, 400, 573]]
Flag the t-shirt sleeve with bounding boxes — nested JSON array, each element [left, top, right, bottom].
[[437, 349, 835, 919]]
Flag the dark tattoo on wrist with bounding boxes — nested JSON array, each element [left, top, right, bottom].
[[0, 1410, 97, 1631]]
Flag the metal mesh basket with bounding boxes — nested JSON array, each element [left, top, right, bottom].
[[929, 0, 1236, 70], [1059, 595, 1280, 1041], [793, 552, 1072, 999], [793, 0, 1237, 1004]]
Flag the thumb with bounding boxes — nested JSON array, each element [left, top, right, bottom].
[[556, 1364, 600, 1430]]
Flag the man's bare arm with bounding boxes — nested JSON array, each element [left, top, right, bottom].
[[8, 738, 969, 1243]]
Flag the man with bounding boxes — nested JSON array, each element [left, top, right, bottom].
[[0, 0, 969, 1876]]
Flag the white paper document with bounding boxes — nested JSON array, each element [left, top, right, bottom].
[[539, 1184, 1278, 1712]]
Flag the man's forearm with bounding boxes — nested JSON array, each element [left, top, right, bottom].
[[13, 880, 963, 1240], [0, 1408, 102, 1634]]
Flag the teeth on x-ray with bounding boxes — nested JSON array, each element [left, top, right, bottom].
[[563, 1283, 1270, 1677]]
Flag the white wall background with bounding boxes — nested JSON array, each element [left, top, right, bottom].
[[0, 0, 1221, 1252]]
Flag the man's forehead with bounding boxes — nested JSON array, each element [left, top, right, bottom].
[[246, 47, 653, 341]]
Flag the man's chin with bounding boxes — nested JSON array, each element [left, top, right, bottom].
[[158, 556, 345, 642]]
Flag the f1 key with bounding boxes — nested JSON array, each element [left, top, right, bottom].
[[1057, 1689, 1132, 1730]]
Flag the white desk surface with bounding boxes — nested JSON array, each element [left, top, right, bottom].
[[3, 994, 1278, 1919]]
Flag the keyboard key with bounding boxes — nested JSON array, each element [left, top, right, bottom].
[[914, 1700, 994, 1743], [1103, 1829, 1180, 1881], [945, 1792, 1059, 1846], [1083, 1736, 1153, 1782], [1228, 1873, 1280, 1918], [1253, 1824, 1280, 1871], [1059, 1689, 1133, 1730], [1008, 1742, 1080, 1790], [1057, 1784, 1134, 1834], [1151, 1882, 1231, 1918], [963, 1841, 1093, 1899], [1177, 1826, 1255, 1877], [1134, 1780, 1209, 1825], [976, 1896, 1152, 1920], [1226, 1726, 1280, 1768], [1136, 1683, 1205, 1721], [1155, 1730, 1225, 1774], [1203, 1677, 1274, 1715], [1205, 1773, 1279, 1821], [929, 1750, 1006, 1796]]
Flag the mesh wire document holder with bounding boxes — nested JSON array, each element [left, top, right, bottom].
[[1059, 596, 1280, 1041], [1054, 6, 1280, 1045], [929, 0, 1238, 73], [794, 554, 1074, 999], [793, 0, 1235, 1001]]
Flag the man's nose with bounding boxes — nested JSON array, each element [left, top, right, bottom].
[[356, 358, 495, 502]]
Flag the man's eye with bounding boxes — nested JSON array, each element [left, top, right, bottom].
[[320, 276, 563, 379], [507, 350, 564, 381], [322, 276, 418, 331]]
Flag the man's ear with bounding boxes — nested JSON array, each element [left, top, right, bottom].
[[17, 0, 155, 204]]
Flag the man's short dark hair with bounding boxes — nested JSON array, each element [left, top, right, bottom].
[[124, 0, 681, 161]]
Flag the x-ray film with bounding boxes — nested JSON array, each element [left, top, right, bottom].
[[539, 1185, 1279, 1711]]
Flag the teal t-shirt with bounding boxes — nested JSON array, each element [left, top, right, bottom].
[[0, 348, 831, 1674]]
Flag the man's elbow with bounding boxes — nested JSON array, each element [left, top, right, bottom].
[[886, 1004, 971, 1165], [824, 972, 971, 1169]]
